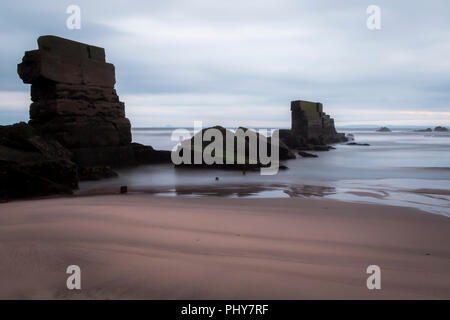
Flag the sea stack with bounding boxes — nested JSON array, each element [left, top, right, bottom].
[[290, 100, 346, 144], [280, 100, 346, 149], [17, 35, 168, 167]]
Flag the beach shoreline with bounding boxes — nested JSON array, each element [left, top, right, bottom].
[[1, 195, 449, 299]]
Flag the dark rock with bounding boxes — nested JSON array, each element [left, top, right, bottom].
[[120, 185, 128, 194], [78, 166, 118, 181], [434, 126, 448, 132], [0, 159, 77, 199], [18, 36, 132, 154], [346, 142, 370, 146], [0, 122, 78, 200], [174, 126, 294, 170], [311, 145, 335, 151], [0, 122, 72, 159], [290, 100, 347, 144], [279, 100, 346, 154], [131, 143, 172, 165], [18, 35, 115, 87], [4, 36, 175, 200], [278, 129, 306, 149], [17, 35, 168, 171], [414, 128, 432, 132], [376, 127, 391, 132], [298, 151, 318, 158], [70, 145, 136, 167]]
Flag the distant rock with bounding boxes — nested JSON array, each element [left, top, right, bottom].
[[2, 36, 173, 200], [346, 142, 370, 146], [414, 128, 432, 132], [346, 133, 355, 141], [434, 126, 449, 132], [298, 151, 318, 158], [376, 127, 391, 132]]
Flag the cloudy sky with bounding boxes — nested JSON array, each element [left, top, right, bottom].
[[0, 0, 449, 127]]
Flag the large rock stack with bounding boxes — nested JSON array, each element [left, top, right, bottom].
[[18, 35, 135, 166], [279, 100, 346, 150], [290, 100, 346, 144]]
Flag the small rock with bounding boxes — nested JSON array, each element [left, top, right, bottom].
[[120, 185, 128, 194], [298, 151, 318, 158], [346, 142, 370, 146], [215, 177, 219, 181]]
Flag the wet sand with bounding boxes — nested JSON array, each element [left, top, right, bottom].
[[0, 195, 449, 299]]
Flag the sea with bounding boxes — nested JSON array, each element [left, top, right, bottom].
[[78, 128, 450, 216]]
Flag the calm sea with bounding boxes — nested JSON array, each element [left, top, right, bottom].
[[79, 128, 450, 216]]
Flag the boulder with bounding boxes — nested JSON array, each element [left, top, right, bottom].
[[376, 127, 391, 132], [0, 122, 78, 200], [298, 151, 318, 158], [131, 143, 172, 165]]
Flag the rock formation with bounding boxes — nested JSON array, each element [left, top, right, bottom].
[[0, 36, 171, 200], [175, 126, 295, 170], [414, 128, 432, 132], [376, 127, 391, 132], [0, 122, 78, 201], [279, 100, 347, 150], [434, 126, 448, 132], [17, 35, 170, 168]]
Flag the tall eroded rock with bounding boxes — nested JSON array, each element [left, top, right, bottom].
[[17, 36, 140, 166], [290, 100, 345, 144], [18, 36, 131, 148]]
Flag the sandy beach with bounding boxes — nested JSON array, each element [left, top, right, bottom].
[[0, 195, 449, 299]]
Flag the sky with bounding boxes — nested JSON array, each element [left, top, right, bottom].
[[0, 0, 449, 128]]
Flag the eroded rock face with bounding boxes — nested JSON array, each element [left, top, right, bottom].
[[0, 122, 78, 200], [18, 36, 132, 164], [290, 100, 346, 145]]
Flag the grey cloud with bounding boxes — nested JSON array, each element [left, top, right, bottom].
[[0, 0, 449, 126]]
